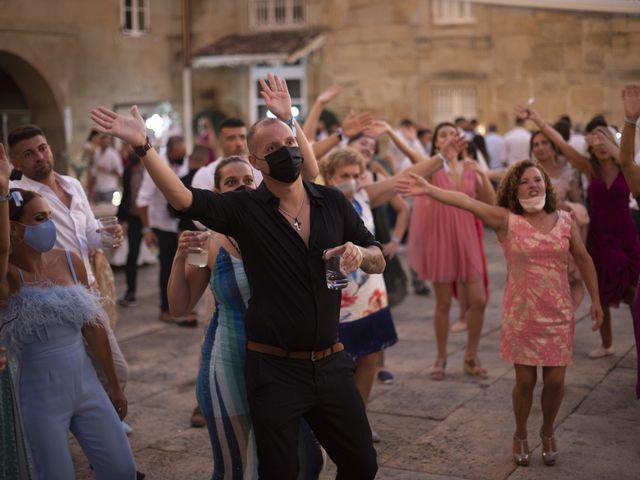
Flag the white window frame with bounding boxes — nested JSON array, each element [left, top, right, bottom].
[[248, 0, 307, 31], [431, 86, 478, 125], [121, 0, 150, 36], [431, 0, 475, 25], [249, 62, 307, 124]]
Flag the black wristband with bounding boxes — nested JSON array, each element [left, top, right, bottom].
[[133, 136, 152, 158]]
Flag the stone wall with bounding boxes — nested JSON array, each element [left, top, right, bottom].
[[0, 0, 182, 171]]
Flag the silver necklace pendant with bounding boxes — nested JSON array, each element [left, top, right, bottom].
[[293, 219, 302, 231]]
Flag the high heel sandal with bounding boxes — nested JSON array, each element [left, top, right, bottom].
[[512, 436, 530, 466], [463, 357, 488, 379], [430, 358, 446, 381], [540, 429, 558, 466]]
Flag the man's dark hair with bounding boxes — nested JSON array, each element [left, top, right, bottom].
[[87, 129, 100, 142], [559, 115, 572, 129], [454, 117, 466, 125], [399, 118, 415, 128], [219, 117, 246, 133], [488, 123, 498, 133], [515, 117, 525, 126], [553, 120, 571, 142], [585, 115, 607, 133], [8, 124, 44, 151], [166, 135, 185, 153]]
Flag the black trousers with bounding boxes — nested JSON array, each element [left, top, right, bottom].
[[124, 215, 142, 296], [246, 350, 378, 480], [153, 228, 178, 312]]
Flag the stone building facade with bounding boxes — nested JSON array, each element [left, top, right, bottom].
[[1, 0, 639, 173], [190, 0, 640, 134], [0, 0, 184, 171]]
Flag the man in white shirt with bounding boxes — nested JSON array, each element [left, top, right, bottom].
[[92, 134, 123, 203], [8, 124, 128, 388], [485, 124, 506, 170], [191, 117, 260, 191], [503, 118, 532, 166], [136, 135, 189, 323]]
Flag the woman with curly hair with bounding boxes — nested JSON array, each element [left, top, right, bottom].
[[516, 105, 640, 359], [396, 159, 603, 467]]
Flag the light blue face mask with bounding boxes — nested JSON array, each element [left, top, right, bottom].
[[16, 219, 57, 252]]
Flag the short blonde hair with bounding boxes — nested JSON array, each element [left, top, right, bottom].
[[319, 147, 366, 182]]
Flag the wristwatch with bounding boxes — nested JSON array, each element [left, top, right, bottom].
[[133, 136, 152, 158], [336, 128, 344, 142]]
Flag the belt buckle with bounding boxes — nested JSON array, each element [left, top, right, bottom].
[[310, 350, 317, 362]]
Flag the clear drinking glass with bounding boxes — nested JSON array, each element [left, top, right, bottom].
[[98, 216, 119, 248], [187, 231, 210, 268], [323, 251, 348, 290]]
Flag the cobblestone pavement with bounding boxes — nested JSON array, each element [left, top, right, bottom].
[[73, 233, 640, 479]]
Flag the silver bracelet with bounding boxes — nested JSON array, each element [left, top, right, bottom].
[[624, 117, 639, 127]]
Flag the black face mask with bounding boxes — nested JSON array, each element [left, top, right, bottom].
[[264, 146, 304, 184]]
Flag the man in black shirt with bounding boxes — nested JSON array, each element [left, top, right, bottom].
[[91, 75, 385, 479]]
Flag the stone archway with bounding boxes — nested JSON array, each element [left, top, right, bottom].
[[0, 51, 66, 171]]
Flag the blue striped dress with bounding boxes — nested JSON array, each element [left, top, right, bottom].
[[196, 247, 323, 479]]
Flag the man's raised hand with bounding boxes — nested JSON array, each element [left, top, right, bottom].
[[91, 106, 147, 146], [259, 73, 292, 121]]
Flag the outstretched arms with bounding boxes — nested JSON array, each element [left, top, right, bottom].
[[91, 106, 194, 211], [514, 105, 592, 176], [395, 173, 509, 237], [303, 84, 343, 140]]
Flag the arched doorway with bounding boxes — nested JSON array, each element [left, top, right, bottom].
[[0, 51, 66, 171]]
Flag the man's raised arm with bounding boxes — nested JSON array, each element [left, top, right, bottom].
[[91, 106, 193, 211]]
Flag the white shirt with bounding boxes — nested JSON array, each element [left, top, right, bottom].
[[569, 133, 588, 157], [485, 132, 506, 170], [136, 154, 189, 233], [503, 126, 532, 166], [191, 158, 263, 192], [92, 146, 123, 193], [11, 174, 102, 284]]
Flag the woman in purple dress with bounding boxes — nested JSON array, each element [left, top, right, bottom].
[[516, 104, 640, 360], [618, 84, 640, 398]]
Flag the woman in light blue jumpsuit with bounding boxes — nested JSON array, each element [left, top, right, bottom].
[[0, 182, 136, 479]]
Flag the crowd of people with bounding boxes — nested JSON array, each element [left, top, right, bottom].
[[0, 74, 639, 480]]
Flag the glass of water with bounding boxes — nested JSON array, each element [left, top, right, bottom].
[[323, 251, 348, 290], [187, 231, 210, 268], [98, 216, 119, 248]]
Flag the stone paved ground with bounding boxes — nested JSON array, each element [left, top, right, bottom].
[[73, 233, 640, 479]]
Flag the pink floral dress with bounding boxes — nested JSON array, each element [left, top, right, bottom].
[[500, 211, 575, 366]]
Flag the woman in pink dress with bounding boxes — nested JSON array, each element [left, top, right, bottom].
[[407, 122, 496, 380], [397, 160, 603, 467]]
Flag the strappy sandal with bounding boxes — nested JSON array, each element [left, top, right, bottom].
[[430, 358, 446, 381], [463, 358, 488, 379]]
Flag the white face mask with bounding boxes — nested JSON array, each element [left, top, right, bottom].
[[519, 194, 546, 212], [334, 179, 358, 197]]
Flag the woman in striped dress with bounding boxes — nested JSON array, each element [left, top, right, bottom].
[[167, 157, 323, 479]]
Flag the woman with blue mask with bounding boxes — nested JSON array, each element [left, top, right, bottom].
[[0, 145, 136, 479]]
